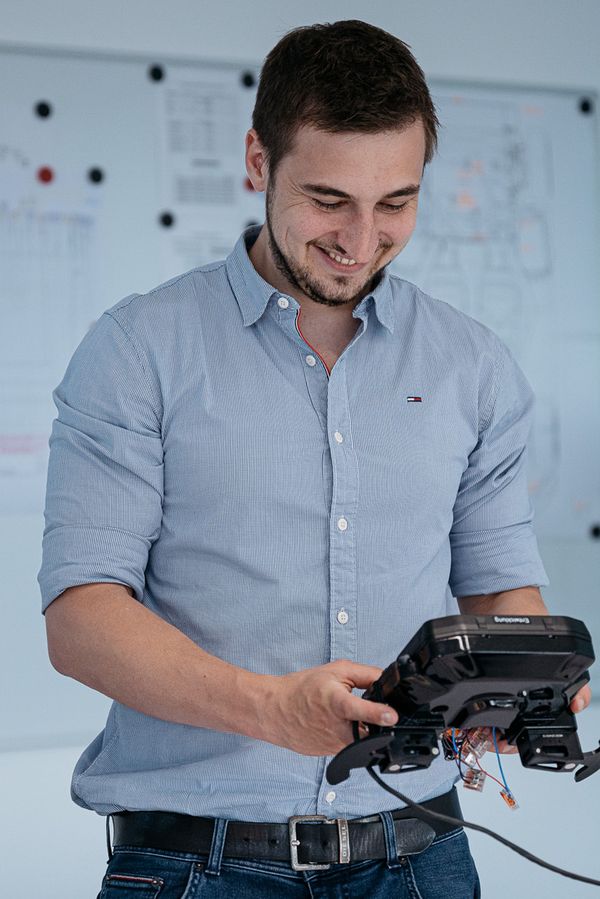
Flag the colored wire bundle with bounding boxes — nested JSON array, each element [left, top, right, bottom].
[[443, 727, 515, 802]]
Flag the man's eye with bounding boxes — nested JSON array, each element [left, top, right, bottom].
[[312, 199, 409, 212], [380, 202, 408, 213], [312, 198, 343, 210]]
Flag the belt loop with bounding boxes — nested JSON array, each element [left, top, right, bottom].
[[378, 810, 402, 870], [205, 818, 229, 877], [105, 814, 114, 863]]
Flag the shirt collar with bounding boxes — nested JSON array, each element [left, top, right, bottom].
[[225, 225, 395, 334]]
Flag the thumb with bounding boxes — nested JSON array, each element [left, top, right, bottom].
[[338, 661, 384, 690], [339, 688, 399, 727]]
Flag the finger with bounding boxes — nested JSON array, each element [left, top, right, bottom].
[[337, 691, 398, 727], [571, 684, 592, 713], [476, 727, 517, 754]]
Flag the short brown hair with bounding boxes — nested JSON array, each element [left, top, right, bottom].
[[252, 20, 440, 179]]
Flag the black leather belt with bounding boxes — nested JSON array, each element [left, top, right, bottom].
[[111, 787, 462, 871]]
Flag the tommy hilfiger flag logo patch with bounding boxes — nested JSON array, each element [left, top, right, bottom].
[[407, 396, 422, 402]]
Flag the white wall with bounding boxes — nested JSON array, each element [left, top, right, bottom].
[[2, 1, 600, 896]]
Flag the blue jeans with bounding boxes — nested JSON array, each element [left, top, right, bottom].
[[97, 813, 481, 898]]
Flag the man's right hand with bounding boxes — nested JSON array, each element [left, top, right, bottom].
[[257, 660, 399, 756], [46, 586, 398, 757]]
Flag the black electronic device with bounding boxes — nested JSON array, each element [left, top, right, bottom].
[[327, 614, 600, 786]]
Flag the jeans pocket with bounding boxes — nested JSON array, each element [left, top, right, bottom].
[[407, 828, 480, 899], [99, 872, 164, 897]]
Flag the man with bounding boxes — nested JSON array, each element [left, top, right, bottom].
[[39, 19, 590, 898]]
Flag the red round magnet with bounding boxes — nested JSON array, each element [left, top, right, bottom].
[[37, 166, 54, 183]]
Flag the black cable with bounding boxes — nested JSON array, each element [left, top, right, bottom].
[[366, 765, 600, 887]]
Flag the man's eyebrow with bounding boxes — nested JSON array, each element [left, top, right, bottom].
[[300, 182, 421, 199]]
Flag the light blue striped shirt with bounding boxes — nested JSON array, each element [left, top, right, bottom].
[[38, 225, 548, 822]]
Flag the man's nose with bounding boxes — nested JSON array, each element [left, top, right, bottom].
[[337, 213, 382, 263]]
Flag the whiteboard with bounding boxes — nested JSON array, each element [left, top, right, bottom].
[[0, 43, 598, 750]]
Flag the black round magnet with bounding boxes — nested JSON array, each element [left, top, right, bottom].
[[88, 167, 105, 184], [159, 211, 175, 227], [35, 100, 52, 118], [149, 64, 165, 82]]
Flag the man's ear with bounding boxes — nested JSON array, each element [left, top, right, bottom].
[[245, 128, 269, 192]]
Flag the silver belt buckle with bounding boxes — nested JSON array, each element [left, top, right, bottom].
[[288, 815, 351, 871]]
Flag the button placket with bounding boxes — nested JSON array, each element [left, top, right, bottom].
[[271, 300, 329, 427], [318, 363, 359, 817], [326, 361, 358, 664]]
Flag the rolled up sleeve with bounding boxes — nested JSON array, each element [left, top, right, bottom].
[[38, 308, 164, 612], [449, 338, 549, 597]]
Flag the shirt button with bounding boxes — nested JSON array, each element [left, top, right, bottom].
[[334, 431, 344, 444], [337, 609, 349, 625], [305, 354, 317, 366], [337, 517, 348, 531], [277, 297, 289, 309], [325, 791, 336, 803]]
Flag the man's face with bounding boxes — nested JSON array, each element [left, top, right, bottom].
[[248, 121, 426, 308]]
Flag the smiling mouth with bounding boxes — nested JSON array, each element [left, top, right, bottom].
[[315, 245, 368, 272]]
